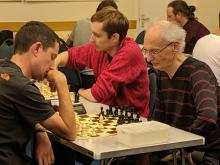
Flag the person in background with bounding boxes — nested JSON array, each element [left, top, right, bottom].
[[66, 0, 118, 48], [143, 20, 220, 165], [66, 0, 118, 89], [193, 28, 220, 86], [56, 8, 150, 117], [0, 21, 77, 165], [167, 0, 210, 54]]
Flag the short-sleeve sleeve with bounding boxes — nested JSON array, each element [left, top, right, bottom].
[[15, 82, 55, 126]]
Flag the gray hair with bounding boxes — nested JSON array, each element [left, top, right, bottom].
[[150, 20, 186, 52]]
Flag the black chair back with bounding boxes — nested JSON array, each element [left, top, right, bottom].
[[0, 39, 14, 59], [58, 38, 82, 92], [135, 30, 145, 45]]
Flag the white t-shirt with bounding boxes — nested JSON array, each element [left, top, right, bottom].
[[193, 34, 220, 85]]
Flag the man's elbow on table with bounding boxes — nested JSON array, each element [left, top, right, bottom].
[[63, 130, 76, 141], [41, 114, 77, 141]]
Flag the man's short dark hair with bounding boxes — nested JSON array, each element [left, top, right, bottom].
[[91, 8, 128, 42], [14, 21, 60, 54]]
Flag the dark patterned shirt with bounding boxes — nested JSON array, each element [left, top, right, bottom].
[[154, 57, 220, 150]]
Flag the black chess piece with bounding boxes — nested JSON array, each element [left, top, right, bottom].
[[117, 115, 125, 125], [134, 113, 141, 123], [106, 109, 109, 117], [99, 107, 105, 122], [129, 107, 135, 123], [129, 112, 134, 123], [74, 91, 79, 103], [124, 111, 129, 123], [99, 107, 105, 118], [113, 106, 119, 117], [120, 114, 125, 124], [119, 108, 123, 116], [109, 106, 113, 116]]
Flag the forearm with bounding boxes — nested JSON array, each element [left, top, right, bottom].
[[35, 123, 55, 165], [35, 123, 49, 145], [55, 51, 69, 68], [78, 88, 97, 102], [56, 78, 76, 137], [44, 70, 76, 140]]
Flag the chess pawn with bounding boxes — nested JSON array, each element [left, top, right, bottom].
[[100, 107, 105, 115], [129, 112, 134, 123], [90, 125, 97, 137], [119, 108, 123, 116], [109, 106, 113, 116], [134, 113, 142, 123], [106, 109, 109, 117], [117, 115, 122, 125], [74, 92, 79, 103], [99, 115, 104, 123], [75, 113, 81, 133], [80, 122, 87, 137], [113, 107, 119, 117], [124, 111, 129, 124]]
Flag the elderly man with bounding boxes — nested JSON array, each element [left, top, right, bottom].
[[143, 20, 220, 165]]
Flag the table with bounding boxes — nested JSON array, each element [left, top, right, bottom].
[[49, 126, 204, 164], [49, 97, 205, 165], [50, 93, 108, 114], [78, 97, 108, 114]]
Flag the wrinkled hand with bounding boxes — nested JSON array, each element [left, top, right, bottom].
[[35, 132, 55, 165]]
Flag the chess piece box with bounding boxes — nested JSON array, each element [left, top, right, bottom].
[[116, 121, 170, 147]]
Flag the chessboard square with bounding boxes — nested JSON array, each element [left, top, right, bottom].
[[79, 115, 89, 118], [107, 117, 115, 120], [105, 126, 116, 129], [96, 130, 104, 133], [107, 130, 117, 134]]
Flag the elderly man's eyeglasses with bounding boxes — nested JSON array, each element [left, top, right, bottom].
[[142, 42, 173, 57]]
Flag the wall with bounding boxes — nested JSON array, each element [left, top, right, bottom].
[[0, 0, 137, 39], [196, 0, 220, 32], [0, 0, 219, 38]]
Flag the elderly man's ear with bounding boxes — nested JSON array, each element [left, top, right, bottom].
[[173, 42, 179, 52]]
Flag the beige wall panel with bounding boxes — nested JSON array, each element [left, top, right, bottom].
[[0, 0, 137, 38], [0, 0, 136, 21], [196, 0, 220, 32], [0, 0, 219, 37]]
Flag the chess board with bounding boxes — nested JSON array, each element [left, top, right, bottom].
[[76, 114, 119, 139], [35, 80, 75, 102]]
